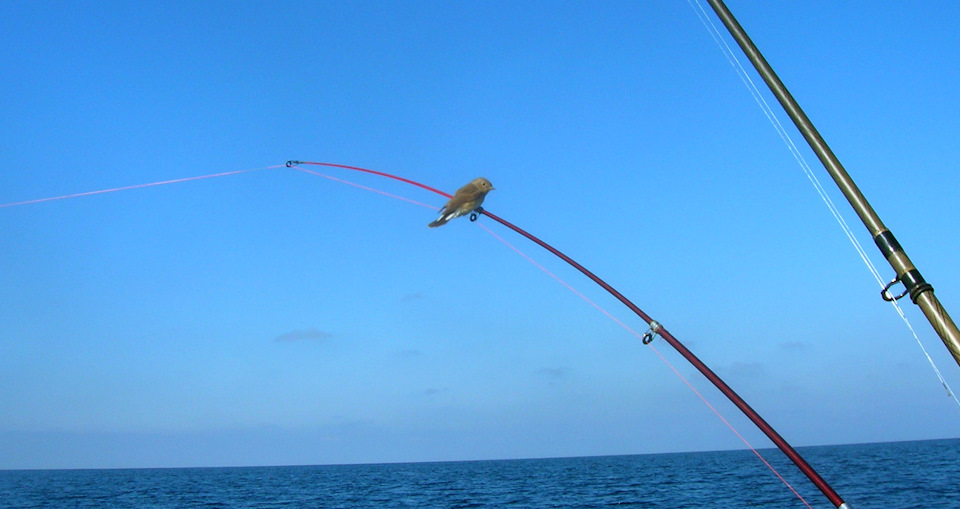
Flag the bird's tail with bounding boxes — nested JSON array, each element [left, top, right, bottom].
[[428, 210, 458, 228]]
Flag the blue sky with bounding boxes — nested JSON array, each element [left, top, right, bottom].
[[1, 0, 958, 473]]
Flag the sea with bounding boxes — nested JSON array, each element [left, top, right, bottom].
[[1, 438, 957, 508]]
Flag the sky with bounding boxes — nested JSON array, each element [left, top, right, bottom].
[[1, 0, 958, 475]]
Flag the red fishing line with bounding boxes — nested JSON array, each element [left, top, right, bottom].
[[0, 166, 282, 209]]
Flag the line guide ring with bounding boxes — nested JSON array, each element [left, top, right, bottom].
[[642, 320, 662, 345], [881, 275, 909, 302]]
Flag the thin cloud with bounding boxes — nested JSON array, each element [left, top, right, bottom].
[[726, 362, 766, 379], [537, 367, 572, 380], [273, 328, 333, 343], [401, 292, 424, 302]]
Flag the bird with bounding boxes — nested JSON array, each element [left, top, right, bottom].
[[428, 177, 494, 228]]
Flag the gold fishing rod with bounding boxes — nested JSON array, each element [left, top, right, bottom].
[[704, 0, 960, 368]]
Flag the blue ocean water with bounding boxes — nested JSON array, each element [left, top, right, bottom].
[[1, 438, 957, 508]]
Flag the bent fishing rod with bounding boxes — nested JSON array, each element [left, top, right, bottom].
[[704, 0, 960, 369], [288, 160, 849, 509]]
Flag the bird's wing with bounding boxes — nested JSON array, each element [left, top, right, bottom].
[[456, 182, 481, 196], [441, 195, 467, 215]]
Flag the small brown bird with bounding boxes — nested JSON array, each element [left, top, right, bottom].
[[428, 177, 495, 227]]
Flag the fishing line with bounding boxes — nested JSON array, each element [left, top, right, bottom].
[[476, 221, 644, 339], [292, 166, 439, 210], [687, 0, 959, 409], [293, 162, 815, 508], [287, 160, 451, 199], [0, 165, 282, 209]]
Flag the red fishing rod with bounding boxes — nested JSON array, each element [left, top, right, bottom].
[[289, 160, 847, 508]]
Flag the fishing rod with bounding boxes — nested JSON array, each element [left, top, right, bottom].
[[704, 0, 960, 369], [289, 160, 848, 508]]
